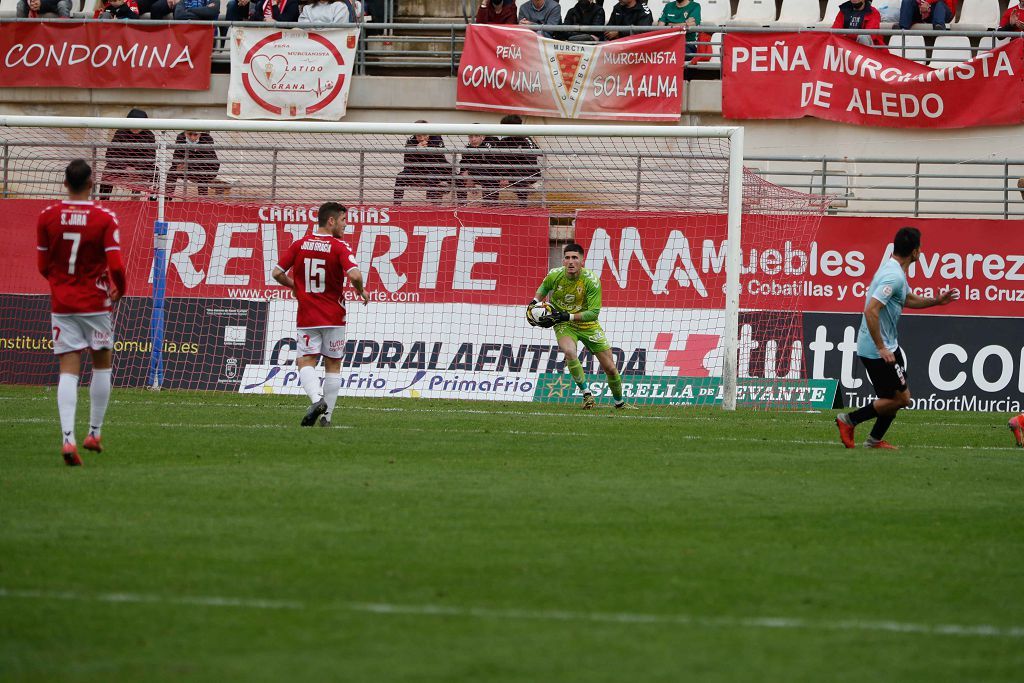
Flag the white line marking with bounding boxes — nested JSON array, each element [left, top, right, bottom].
[[1, 588, 1020, 639], [4, 418, 352, 431]]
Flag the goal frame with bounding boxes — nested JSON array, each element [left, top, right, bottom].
[[0, 116, 745, 410]]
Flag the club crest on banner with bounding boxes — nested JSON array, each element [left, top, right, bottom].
[[228, 27, 359, 120]]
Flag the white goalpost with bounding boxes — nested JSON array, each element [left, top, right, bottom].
[[0, 116, 826, 410]]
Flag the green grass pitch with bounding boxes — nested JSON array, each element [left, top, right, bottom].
[[1, 385, 1022, 682]]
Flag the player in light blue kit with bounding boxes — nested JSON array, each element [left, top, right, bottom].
[[835, 227, 959, 449]]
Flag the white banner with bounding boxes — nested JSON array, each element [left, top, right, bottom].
[[227, 26, 359, 121]]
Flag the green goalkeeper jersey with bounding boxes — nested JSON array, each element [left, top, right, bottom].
[[537, 267, 602, 330]]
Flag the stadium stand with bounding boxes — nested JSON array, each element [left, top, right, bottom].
[[730, 0, 778, 24], [818, 0, 844, 25], [955, 0, 1000, 26], [888, 33, 928, 61], [695, 0, 732, 23], [0, 0, 21, 16], [928, 33, 973, 66], [777, 0, 823, 25]]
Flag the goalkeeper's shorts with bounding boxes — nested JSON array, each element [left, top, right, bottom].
[[553, 322, 611, 353]]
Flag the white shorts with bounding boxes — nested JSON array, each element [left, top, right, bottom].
[[297, 326, 346, 359], [51, 312, 114, 355]]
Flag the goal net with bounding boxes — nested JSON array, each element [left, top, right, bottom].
[[0, 117, 830, 410]]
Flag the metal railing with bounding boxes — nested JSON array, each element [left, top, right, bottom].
[[2, 17, 1021, 75], [2, 134, 1024, 218]]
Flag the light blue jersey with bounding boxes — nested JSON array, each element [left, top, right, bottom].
[[856, 258, 908, 359]]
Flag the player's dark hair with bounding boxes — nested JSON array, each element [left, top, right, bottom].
[[500, 114, 524, 125], [318, 201, 346, 227], [893, 227, 921, 257], [564, 243, 585, 257], [64, 159, 93, 193]]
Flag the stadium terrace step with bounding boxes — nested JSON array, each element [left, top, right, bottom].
[[397, 0, 465, 19]]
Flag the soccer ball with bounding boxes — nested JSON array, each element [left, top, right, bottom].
[[1009, 413, 1024, 448], [526, 301, 552, 326]]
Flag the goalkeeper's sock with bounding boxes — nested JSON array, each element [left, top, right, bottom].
[[607, 372, 623, 402], [298, 366, 320, 403], [566, 358, 587, 392], [848, 403, 878, 426], [88, 369, 112, 439], [322, 373, 341, 420], [57, 373, 78, 446], [869, 414, 895, 441]]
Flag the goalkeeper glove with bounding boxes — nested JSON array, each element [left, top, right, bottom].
[[538, 309, 570, 328], [526, 299, 539, 327]]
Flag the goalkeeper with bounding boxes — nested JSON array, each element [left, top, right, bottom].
[[527, 243, 631, 410]]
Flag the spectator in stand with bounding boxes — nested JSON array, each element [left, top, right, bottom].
[[165, 131, 221, 198], [393, 121, 452, 206], [833, 0, 886, 46], [174, 0, 221, 19], [456, 130, 501, 205], [95, 0, 141, 18], [496, 114, 542, 207], [17, 0, 72, 17], [998, 0, 1024, 30], [605, 0, 653, 40], [562, 0, 606, 41], [898, 0, 955, 30], [519, 0, 562, 38], [300, 0, 357, 22], [98, 109, 156, 201], [657, 0, 700, 56], [476, 0, 517, 23]]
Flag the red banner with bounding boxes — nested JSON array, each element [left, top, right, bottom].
[[575, 212, 1024, 317], [0, 23, 213, 90], [456, 24, 685, 121], [1, 201, 549, 304], [723, 33, 1024, 129]]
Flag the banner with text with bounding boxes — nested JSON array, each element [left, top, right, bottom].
[[723, 33, 1024, 129], [228, 26, 359, 120], [0, 22, 212, 90], [0, 201, 549, 305], [574, 212, 1024, 317], [456, 24, 686, 121]]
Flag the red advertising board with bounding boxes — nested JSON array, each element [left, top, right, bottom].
[[456, 24, 685, 121], [0, 23, 213, 90], [0, 201, 550, 305], [574, 212, 1024, 317], [723, 33, 1024, 129]]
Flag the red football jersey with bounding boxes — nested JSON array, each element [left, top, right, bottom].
[[277, 231, 358, 328], [36, 201, 121, 314]]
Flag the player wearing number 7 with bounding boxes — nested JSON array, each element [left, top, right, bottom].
[[272, 202, 368, 427], [527, 243, 630, 409], [37, 160, 127, 466]]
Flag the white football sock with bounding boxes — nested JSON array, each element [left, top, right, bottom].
[[57, 373, 79, 445], [89, 369, 112, 438], [322, 373, 341, 420], [298, 365, 320, 403]]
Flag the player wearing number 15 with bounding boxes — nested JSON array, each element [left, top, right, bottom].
[[272, 202, 369, 428], [36, 160, 127, 466], [527, 243, 630, 409]]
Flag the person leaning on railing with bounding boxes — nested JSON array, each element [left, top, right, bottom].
[[16, 0, 72, 17], [605, 0, 653, 40], [173, 0, 221, 19], [299, 0, 361, 23], [98, 108, 156, 201], [393, 121, 452, 206], [560, 0, 606, 42], [165, 131, 221, 199], [997, 0, 1024, 30], [898, 0, 956, 30], [518, 0, 562, 38], [832, 0, 886, 46], [94, 0, 140, 19], [494, 114, 542, 208], [657, 0, 701, 56], [476, 0, 517, 24]]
